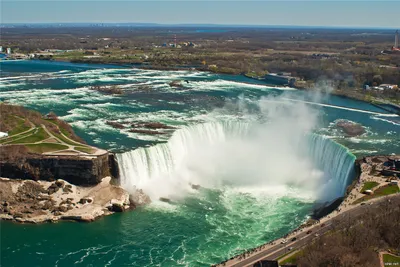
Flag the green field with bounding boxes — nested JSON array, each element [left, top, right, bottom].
[[52, 131, 82, 146], [26, 143, 69, 154], [354, 184, 400, 204], [361, 181, 379, 192], [9, 127, 49, 144], [0, 128, 37, 144], [383, 253, 400, 264]]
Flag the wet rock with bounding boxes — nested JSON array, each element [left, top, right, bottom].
[[129, 189, 151, 206], [190, 184, 201, 190], [106, 121, 125, 129], [128, 129, 166, 135], [108, 199, 125, 212], [336, 120, 365, 137], [159, 197, 171, 203], [169, 80, 182, 87], [132, 122, 175, 130]]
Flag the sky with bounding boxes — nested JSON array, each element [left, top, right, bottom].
[[1, 1, 399, 28]]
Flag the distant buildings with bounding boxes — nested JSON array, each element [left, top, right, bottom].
[[0, 46, 3, 53], [265, 73, 297, 87], [393, 30, 399, 51], [6, 47, 12, 54]]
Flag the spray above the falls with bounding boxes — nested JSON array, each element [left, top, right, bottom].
[[117, 95, 356, 202]]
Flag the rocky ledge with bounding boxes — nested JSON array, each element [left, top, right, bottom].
[[336, 120, 366, 137], [0, 176, 134, 223]]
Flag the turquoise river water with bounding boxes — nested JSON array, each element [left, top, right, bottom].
[[0, 60, 399, 267]]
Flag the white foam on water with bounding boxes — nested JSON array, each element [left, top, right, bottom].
[[282, 97, 397, 116], [371, 115, 400, 126]]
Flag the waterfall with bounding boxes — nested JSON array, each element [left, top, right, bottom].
[[116, 121, 356, 202], [307, 134, 356, 200]]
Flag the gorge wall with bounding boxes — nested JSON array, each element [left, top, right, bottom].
[[0, 152, 119, 186]]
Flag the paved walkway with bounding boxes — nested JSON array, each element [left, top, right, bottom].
[[1, 123, 106, 157]]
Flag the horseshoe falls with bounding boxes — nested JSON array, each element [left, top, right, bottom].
[[117, 121, 356, 203]]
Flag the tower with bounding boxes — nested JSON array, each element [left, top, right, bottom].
[[395, 30, 399, 48], [174, 34, 177, 48]]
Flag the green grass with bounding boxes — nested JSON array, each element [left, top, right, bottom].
[[26, 143, 69, 154], [45, 119, 83, 144], [279, 250, 302, 265], [361, 181, 379, 192], [0, 128, 37, 144], [9, 127, 49, 144], [52, 131, 83, 146], [0, 115, 31, 138], [383, 254, 400, 264], [8, 117, 31, 136], [74, 146, 95, 154], [354, 184, 400, 204]]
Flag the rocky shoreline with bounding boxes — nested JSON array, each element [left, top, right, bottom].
[[0, 176, 134, 223]]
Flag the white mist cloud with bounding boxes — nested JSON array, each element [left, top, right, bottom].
[[117, 90, 352, 204]]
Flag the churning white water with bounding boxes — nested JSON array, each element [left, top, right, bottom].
[[117, 120, 355, 202]]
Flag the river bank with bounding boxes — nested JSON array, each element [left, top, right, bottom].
[[0, 176, 136, 223], [215, 154, 400, 266]]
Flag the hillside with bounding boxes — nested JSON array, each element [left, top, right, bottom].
[[0, 103, 97, 156]]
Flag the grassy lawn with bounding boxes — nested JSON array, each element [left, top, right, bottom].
[[354, 184, 400, 204], [279, 250, 302, 265], [0, 128, 37, 144], [383, 254, 400, 264], [361, 181, 379, 192], [52, 131, 83, 146], [9, 127, 49, 144], [74, 146, 95, 154], [26, 143, 68, 154], [8, 117, 31, 135], [45, 119, 83, 144], [0, 115, 31, 137]]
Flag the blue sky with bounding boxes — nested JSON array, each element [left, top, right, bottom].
[[1, 1, 399, 28]]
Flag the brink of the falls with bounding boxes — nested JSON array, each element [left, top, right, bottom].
[[116, 121, 356, 203]]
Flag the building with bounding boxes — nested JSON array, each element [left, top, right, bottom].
[[393, 30, 400, 51], [265, 73, 296, 87], [0, 46, 3, 53], [6, 47, 12, 54], [253, 260, 279, 267], [379, 84, 398, 90]]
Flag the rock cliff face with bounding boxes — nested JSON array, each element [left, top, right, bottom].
[[0, 153, 119, 186]]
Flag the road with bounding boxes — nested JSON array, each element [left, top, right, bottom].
[[220, 194, 400, 267]]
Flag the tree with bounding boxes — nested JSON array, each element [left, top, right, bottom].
[[372, 75, 383, 85]]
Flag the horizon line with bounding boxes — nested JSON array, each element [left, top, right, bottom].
[[1, 22, 399, 30]]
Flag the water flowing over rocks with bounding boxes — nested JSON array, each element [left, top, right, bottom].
[[336, 120, 366, 137]]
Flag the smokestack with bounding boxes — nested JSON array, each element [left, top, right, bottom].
[[396, 30, 399, 48]]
